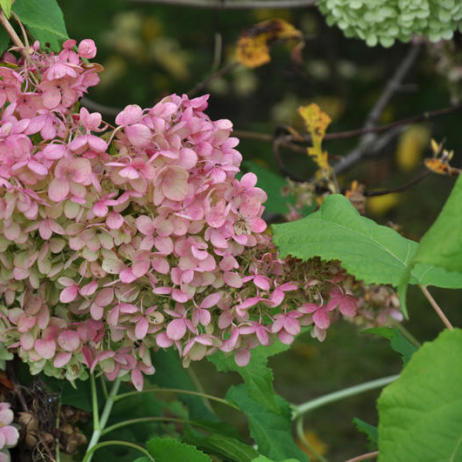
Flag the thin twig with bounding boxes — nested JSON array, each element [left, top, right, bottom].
[[345, 451, 379, 462], [127, 0, 317, 8], [0, 11, 26, 56], [333, 43, 421, 175], [364, 170, 430, 197], [188, 61, 239, 97], [81, 97, 120, 117], [419, 285, 454, 330]]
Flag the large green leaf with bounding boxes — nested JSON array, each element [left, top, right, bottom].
[[208, 340, 290, 414], [13, 0, 68, 51], [378, 329, 462, 462], [364, 327, 417, 365], [227, 385, 310, 462], [145, 437, 212, 462], [272, 194, 462, 290]]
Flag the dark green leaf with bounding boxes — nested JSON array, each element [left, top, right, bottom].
[[152, 349, 217, 421], [245, 161, 295, 215], [146, 437, 212, 462], [251, 457, 299, 462], [378, 329, 462, 462], [227, 385, 310, 462], [184, 427, 259, 462], [208, 340, 290, 413], [364, 327, 417, 365], [13, 0, 68, 51], [0, 27, 10, 55], [353, 417, 378, 450]]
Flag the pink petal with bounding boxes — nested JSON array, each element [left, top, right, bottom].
[[125, 123, 151, 147], [313, 309, 330, 330], [54, 352, 72, 368], [200, 292, 222, 309], [57, 330, 80, 351], [135, 318, 149, 339], [35, 339, 56, 359], [60, 285, 79, 303], [234, 349, 250, 367], [161, 166, 189, 201], [166, 318, 186, 340], [131, 369, 144, 391], [48, 178, 69, 202], [223, 272, 243, 288]]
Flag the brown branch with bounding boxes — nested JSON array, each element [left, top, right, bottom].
[[419, 285, 454, 330], [127, 0, 317, 8], [364, 170, 431, 197], [345, 451, 379, 462], [0, 11, 27, 57], [333, 43, 421, 175], [188, 61, 239, 97]]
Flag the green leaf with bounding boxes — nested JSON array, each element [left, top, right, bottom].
[[353, 417, 378, 450], [227, 385, 310, 462], [364, 327, 417, 365], [152, 349, 217, 421], [251, 457, 299, 462], [208, 340, 291, 413], [272, 194, 462, 289], [183, 428, 259, 462], [12, 0, 68, 51], [412, 176, 462, 274], [146, 437, 212, 462], [378, 329, 462, 462], [0, 26, 10, 55], [399, 176, 462, 311], [245, 161, 296, 215], [0, 0, 12, 18]]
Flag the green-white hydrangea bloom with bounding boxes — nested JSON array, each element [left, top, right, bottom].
[[318, 0, 462, 47]]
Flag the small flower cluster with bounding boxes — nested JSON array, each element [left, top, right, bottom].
[[319, 0, 462, 47], [0, 402, 19, 462], [0, 39, 385, 390]]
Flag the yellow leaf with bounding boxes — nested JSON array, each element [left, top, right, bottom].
[[236, 19, 302, 68], [367, 193, 401, 216], [297, 429, 328, 460], [395, 125, 430, 172], [298, 103, 331, 144]]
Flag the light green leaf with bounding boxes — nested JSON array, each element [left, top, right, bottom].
[[12, 0, 68, 51], [399, 176, 462, 311], [0, 0, 12, 18], [364, 327, 417, 365], [209, 340, 291, 414], [227, 385, 310, 462], [146, 437, 212, 462], [272, 194, 462, 289], [378, 329, 462, 462]]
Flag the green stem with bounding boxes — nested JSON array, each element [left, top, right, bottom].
[[114, 386, 238, 410], [85, 375, 122, 462], [295, 416, 329, 462], [82, 440, 155, 462], [101, 416, 210, 436], [393, 322, 421, 348], [293, 375, 398, 419]]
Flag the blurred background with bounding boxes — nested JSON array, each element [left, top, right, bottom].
[[58, 1, 462, 459]]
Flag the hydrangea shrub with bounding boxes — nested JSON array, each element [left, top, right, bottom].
[[0, 39, 389, 391], [318, 0, 462, 47]]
